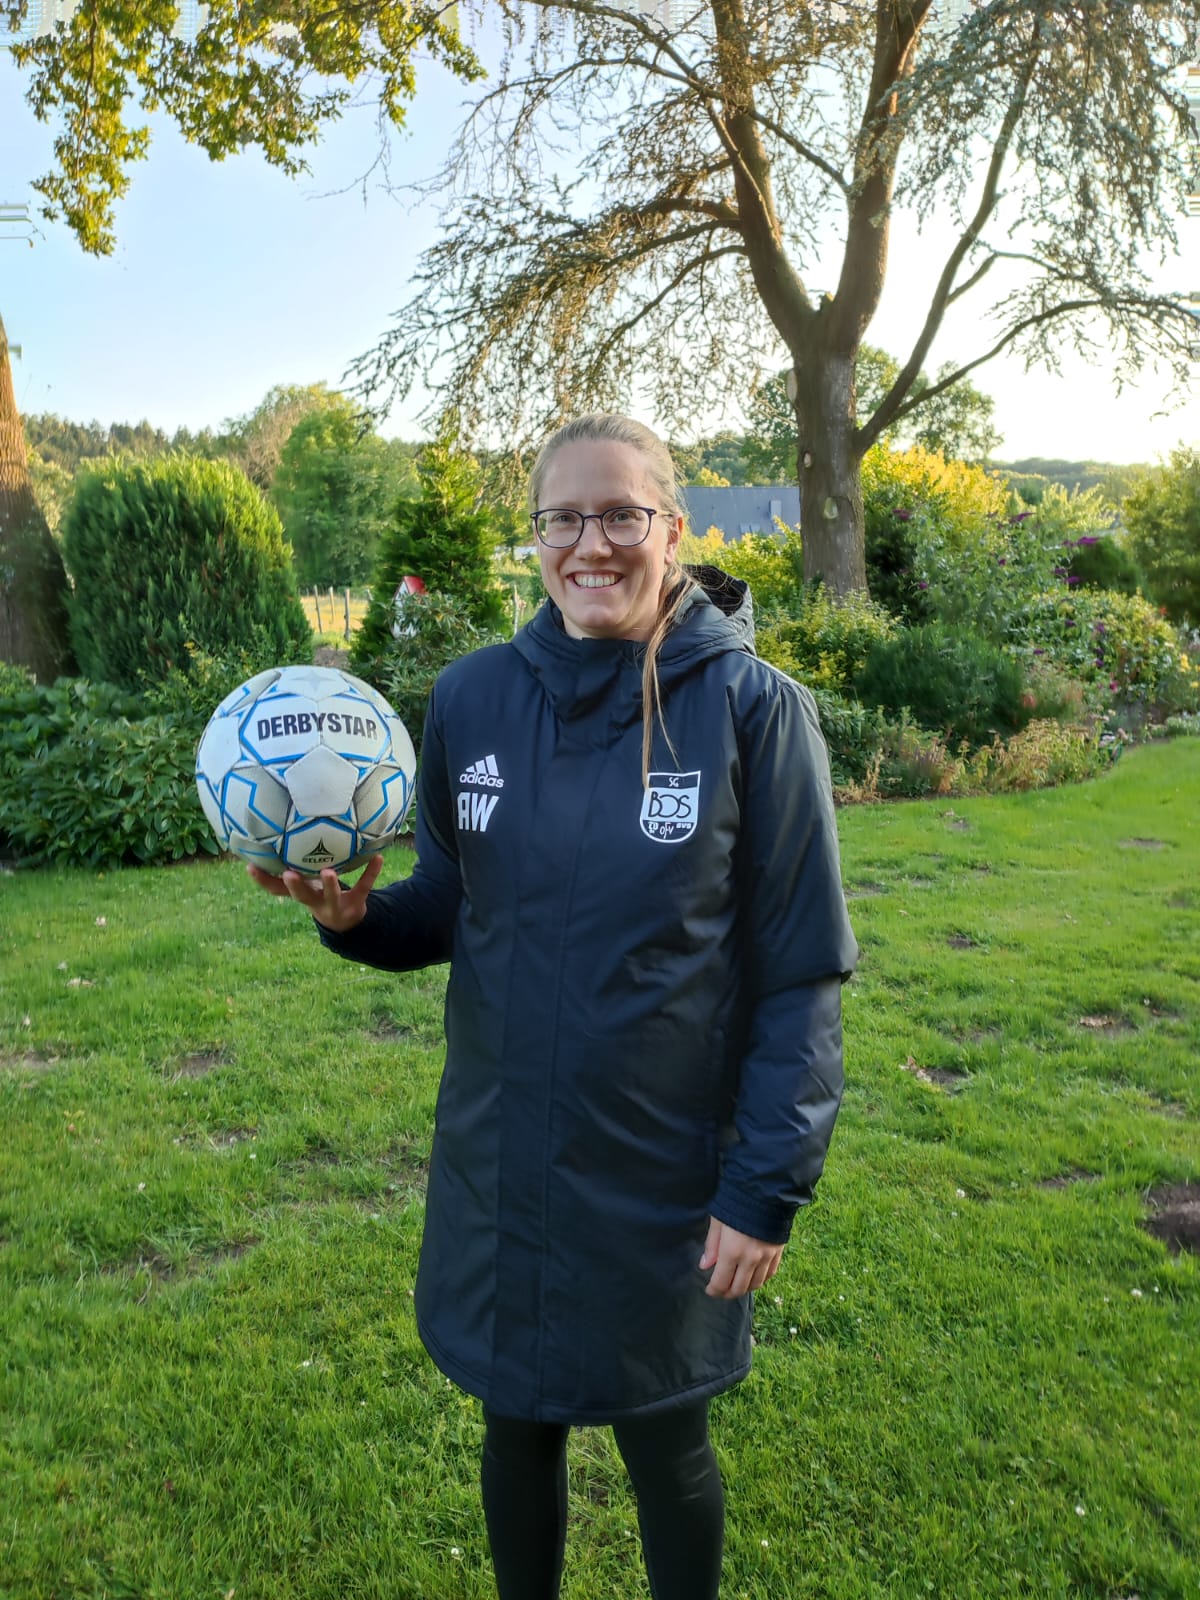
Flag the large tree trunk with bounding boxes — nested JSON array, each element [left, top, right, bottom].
[[793, 349, 867, 596], [0, 314, 75, 681]]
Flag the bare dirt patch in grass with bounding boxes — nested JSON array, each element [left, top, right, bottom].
[[845, 882, 887, 899], [102, 1238, 260, 1299], [1076, 1014, 1135, 1037], [171, 1051, 227, 1080], [1038, 1169, 1100, 1189], [946, 934, 980, 950], [1119, 837, 1167, 850], [0, 1049, 61, 1076], [1142, 1182, 1200, 1257], [899, 1055, 968, 1091]]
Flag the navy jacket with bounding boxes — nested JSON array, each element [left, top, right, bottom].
[[320, 570, 857, 1421]]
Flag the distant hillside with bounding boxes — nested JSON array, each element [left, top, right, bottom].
[[992, 457, 1147, 499]]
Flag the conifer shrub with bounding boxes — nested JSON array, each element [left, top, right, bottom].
[[352, 442, 506, 681], [62, 454, 311, 691], [853, 622, 1030, 748]]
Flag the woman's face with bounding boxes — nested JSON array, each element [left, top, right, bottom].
[[535, 439, 682, 642]]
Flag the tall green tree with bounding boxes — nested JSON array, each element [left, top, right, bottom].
[[352, 441, 505, 675], [352, 0, 1199, 595], [17, 2, 1200, 595], [5, 0, 482, 256], [1122, 447, 1200, 624], [271, 398, 419, 586], [0, 315, 75, 681]]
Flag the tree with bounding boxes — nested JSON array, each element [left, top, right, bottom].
[[350, 0, 1200, 595], [272, 397, 419, 586], [222, 384, 338, 493], [743, 348, 1000, 483], [5, 1, 483, 256], [352, 440, 506, 676], [0, 314, 75, 681], [19, 5, 1200, 595], [1122, 447, 1200, 624]]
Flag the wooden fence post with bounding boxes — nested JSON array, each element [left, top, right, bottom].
[[344, 589, 352, 642], [312, 587, 323, 632]]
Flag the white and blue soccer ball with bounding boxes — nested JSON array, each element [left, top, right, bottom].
[[195, 665, 416, 875]]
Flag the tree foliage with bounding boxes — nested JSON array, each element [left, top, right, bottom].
[[16, 1, 1200, 596], [352, 441, 506, 679], [1122, 446, 1200, 624], [349, 0, 1200, 594], [271, 395, 418, 586], [5, 0, 483, 255], [62, 453, 311, 690]]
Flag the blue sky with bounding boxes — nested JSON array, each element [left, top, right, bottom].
[[4, 40, 1200, 464]]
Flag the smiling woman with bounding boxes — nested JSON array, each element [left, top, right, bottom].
[[246, 412, 858, 1600]]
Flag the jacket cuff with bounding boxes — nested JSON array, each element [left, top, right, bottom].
[[708, 1181, 802, 1247]]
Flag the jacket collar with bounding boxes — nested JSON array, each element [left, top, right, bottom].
[[510, 566, 754, 731]]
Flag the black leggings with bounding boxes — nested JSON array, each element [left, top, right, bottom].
[[479, 1398, 724, 1600]]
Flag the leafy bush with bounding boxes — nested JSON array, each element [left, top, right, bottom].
[[1122, 448, 1200, 624], [1063, 534, 1144, 595], [966, 719, 1118, 793], [678, 523, 806, 614], [757, 585, 898, 693], [1017, 588, 1187, 706], [375, 592, 507, 758], [862, 444, 1008, 622], [0, 676, 214, 868], [853, 623, 1030, 748], [62, 454, 311, 692]]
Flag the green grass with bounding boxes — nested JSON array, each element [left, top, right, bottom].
[[1, 742, 1197, 1600]]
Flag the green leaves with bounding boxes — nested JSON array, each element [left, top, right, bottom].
[[8, 0, 484, 256], [61, 453, 311, 692]]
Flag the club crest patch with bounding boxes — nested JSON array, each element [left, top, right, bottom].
[[640, 771, 701, 843]]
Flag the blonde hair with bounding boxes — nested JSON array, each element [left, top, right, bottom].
[[529, 415, 698, 785]]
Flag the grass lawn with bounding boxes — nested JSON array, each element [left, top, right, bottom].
[[1, 741, 1197, 1600]]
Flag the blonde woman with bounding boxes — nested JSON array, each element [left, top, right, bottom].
[[250, 415, 857, 1599]]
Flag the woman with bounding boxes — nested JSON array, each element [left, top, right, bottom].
[[249, 414, 857, 1599]]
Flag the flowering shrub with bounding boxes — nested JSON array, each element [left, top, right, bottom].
[[757, 585, 897, 693], [862, 443, 1008, 622], [1015, 588, 1187, 706]]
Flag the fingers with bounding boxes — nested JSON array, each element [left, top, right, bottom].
[[698, 1217, 722, 1272], [245, 856, 382, 934], [702, 1221, 784, 1300]]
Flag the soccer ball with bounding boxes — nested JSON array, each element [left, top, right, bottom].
[[195, 665, 416, 875]]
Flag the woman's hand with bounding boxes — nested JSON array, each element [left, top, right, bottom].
[[699, 1218, 784, 1299], [245, 856, 384, 933]]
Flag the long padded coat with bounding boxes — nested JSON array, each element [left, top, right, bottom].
[[320, 570, 858, 1422]]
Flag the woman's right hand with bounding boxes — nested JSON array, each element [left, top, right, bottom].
[[246, 855, 384, 933]]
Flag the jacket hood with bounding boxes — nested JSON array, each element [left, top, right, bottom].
[[510, 565, 755, 731]]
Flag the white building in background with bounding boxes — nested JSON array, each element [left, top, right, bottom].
[[5, 0, 208, 43]]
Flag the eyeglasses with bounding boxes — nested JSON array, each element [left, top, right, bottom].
[[531, 505, 662, 548]]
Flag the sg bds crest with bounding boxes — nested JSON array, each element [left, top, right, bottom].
[[640, 771, 701, 843]]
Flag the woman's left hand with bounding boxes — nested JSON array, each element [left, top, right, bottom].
[[699, 1218, 784, 1299]]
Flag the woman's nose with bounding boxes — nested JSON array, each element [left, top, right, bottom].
[[575, 514, 614, 556]]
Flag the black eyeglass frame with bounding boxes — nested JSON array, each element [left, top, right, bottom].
[[530, 505, 663, 549]]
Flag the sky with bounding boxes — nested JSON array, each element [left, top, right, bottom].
[[4, 37, 1200, 466]]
